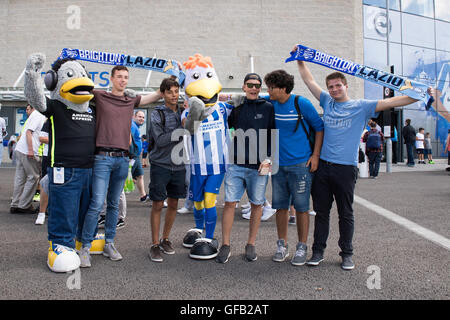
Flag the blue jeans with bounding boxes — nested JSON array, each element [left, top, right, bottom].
[[367, 151, 382, 177], [81, 155, 129, 246], [406, 142, 415, 166], [224, 164, 268, 205], [271, 162, 312, 212], [47, 167, 93, 248]]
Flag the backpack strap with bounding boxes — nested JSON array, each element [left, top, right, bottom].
[[294, 95, 310, 139], [157, 109, 166, 128]]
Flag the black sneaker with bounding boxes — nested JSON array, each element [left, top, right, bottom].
[[159, 238, 175, 255], [97, 215, 106, 229], [149, 244, 163, 262], [341, 256, 355, 270], [216, 245, 231, 264], [140, 194, 150, 202], [307, 252, 324, 266], [10, 205, 38, 214], [244, 244, 257, 262], [116, 219, 125, 230]]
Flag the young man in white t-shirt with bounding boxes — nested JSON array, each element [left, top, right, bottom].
[[415, 128, 425, 164]]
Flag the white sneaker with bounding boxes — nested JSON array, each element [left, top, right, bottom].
[[177, 207, 193, 214], [261, 206, 276, 221], [163, 201, 168, 208], [241, 206, 251, 215], [242, 211, 251, 220], [309, 210, 316, 216], [241, 202, 251, 209], [35, 212, 46, 225]]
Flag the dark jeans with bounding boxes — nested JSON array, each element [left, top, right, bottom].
[[406, 142, 415, 166], [311, 160, 358, 257], [367, 151, 382, 177], [47, 167, 93, 248]]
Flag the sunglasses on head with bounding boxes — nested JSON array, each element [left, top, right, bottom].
[[246, 83, 261, 89]]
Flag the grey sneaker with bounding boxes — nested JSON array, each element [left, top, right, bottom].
[[291, 242, 307, 266], [307, 252, 324, 266], [149, 244, 163, 262], [272, 239, 289, 262], [159, 238, 175, 255], [215, 245, 231, 264], [244, 244, 257, 262], [341, 256, 355, 270], [79, 246, 91, 268], [103, 243, 122, 261]]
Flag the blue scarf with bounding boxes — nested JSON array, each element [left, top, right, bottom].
[[57, 48, 185, 85], [286, 44, 433, 109]]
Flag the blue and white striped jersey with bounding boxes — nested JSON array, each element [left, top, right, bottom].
[[183, 102, 233, 175]]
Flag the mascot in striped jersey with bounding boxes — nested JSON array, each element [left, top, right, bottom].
[[181, 54, 233, 259]]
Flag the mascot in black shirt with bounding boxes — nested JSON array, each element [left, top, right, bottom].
[[25, 53, 104, 273]]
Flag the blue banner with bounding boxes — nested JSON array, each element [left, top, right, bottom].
[[57, 48, 185, 85], [286, 44, 433, 109]]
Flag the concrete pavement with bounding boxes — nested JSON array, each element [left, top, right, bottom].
[[0, 158, 448, 301]]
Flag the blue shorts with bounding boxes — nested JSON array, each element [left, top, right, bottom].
[[131, 157, 144, 179], [224, 164, 268, 205], [271, 162, 312, 212], [189, 173, 225, 202]]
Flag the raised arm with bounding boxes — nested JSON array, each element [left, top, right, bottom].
[[24, 53, 47, 113], [296, 60, 322, 102], [375, 95, 418, 112]]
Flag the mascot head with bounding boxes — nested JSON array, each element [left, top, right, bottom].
[[183, 54, 222, 106], [45, 58, 94, 113]]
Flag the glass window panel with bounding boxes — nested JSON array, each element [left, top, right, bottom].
[[363, 39, 402, 99], [402, 45, 436, 84], [435, 0, 450, 22], [364, 6, 401, 42], [401, 0, 434, 18], [436, 20, 450, 52], [402, 13, 435, 48], [363, 0, 400, 10]]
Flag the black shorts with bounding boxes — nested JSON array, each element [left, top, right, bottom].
[[149, 164, 186, 201], [416, 148, 424, 154]]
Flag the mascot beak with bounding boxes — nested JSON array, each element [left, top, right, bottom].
[[60, 77, 95, 104], [185, 78, 222, 106]]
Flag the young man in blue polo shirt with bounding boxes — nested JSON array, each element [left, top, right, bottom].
[[262, 69, 324, 266], [295, 56, 424, 270]]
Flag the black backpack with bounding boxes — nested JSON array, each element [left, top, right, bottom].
[[366, 130, 382, 149], [294, 95, 316, 151]]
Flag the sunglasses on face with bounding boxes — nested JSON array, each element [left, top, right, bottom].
[[246, 83, 261, 89]]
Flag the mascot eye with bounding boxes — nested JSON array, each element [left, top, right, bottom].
[[192, 73, 200, 80], [206, 72, 213, 78], [66, 71, 74, 77]]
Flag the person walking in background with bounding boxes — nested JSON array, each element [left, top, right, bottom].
[[402, 119, 416, 167], [424, 132, 434, 164], [363, 120, 384, 178], [10, 104, 46, 214], [415, 127, 425, 164]]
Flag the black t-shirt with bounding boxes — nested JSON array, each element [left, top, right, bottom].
[[228, 98, 275, 169], [43, 97, 96, 168]]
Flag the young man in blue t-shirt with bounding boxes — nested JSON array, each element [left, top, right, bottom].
[[262, 69, 324, 266], [295, 56, 424, 270]]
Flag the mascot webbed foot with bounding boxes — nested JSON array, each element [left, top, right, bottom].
[[48, 243, 80, 273]]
